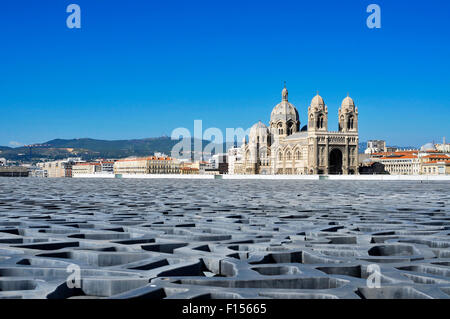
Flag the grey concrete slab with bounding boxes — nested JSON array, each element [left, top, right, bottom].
[[0, 178, 449, 299]]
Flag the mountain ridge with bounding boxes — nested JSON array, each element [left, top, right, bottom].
[[0, 137, 229, 162]]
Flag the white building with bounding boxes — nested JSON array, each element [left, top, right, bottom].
[[100, 161, 114, 173], [113, 156, 180, 175], [376, 152, 421, 175], [365, 140, 386, 155], [210, 153, 228, 169], [422, 160, 450, 175], [36, 157, 83, 178], [72, 162, 101, 177], [436, 137, 450, 153], [227, 147, 243, 175]]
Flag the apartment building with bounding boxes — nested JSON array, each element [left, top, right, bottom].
[[376, 152, 421, 175], [114, 156, 180, 175], [72, 162, 101, 177], [36, 158, 82, 178], [421, 160, 450, 175]]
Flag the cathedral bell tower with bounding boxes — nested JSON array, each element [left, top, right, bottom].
[[308, 93, 328, 132], [338, 95, 358, 133]]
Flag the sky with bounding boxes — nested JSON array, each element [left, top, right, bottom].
[[0, 0, 449, 148]]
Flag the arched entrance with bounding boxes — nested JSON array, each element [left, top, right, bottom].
[[329, 149, 343, 175]]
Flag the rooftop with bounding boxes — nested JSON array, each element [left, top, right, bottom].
[[115, 156, 174, 162], [423, 154, 450, 159], [422, 160, 450, 165], [379, 155, 418, 160]]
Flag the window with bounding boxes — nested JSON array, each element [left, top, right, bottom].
[[278, 123, 283, 135], [347, 116, 354, 130], [316, 115, 324, 129]]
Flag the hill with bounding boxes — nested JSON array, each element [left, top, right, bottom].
[[0, 137, 228, 162]]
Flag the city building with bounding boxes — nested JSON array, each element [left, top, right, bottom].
[[227, 147, 243, 175], [179, 161, 211, 174], [180, 162, 200, 175], [28, 166, 47, 178], [203, 168, 221, 175], [72, 162, 102, 177], [0, 158, 6, 166], [198, 161, 211, 174], [113, 156, 180, 175], [36, 158, 82, 178], [376, 151, 421, 175], [209, 153, 228, 174], [421, 160, 450, 175], [435, 137, 450, 153], [233, 86, 359, 175], [100, 161, 115, 173], [365, 140, 386, 154], [385, 146, 398, 152], [422, 153, 450, 163], [0, 166, 29, 177]]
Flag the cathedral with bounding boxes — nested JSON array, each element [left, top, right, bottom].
[[232, 85, 359, 175]]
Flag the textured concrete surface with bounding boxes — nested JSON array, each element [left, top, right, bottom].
[[0, 178, 449, 299]]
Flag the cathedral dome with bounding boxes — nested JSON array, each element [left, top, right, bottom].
[[250, 121, 268, 132], [420, 142, 436, 152], [270, 86, 299, 123], [271, 101, 298, 118], [341, 96, 355, 111], [249, 121, 269, 144]]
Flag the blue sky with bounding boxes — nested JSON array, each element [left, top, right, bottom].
[[0, 0, 449, 147]]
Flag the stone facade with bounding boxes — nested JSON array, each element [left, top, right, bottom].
[[234, 86, 359, 175]]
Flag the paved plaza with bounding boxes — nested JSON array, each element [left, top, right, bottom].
[[0, 178, 449, 299]]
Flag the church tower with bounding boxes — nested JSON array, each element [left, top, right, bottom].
[[307, 94, 329, 174], [308, 93, 328, 132], [338, 95, 358, 133]]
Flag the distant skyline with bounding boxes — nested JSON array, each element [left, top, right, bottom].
[[0, 0, 449, 148]]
